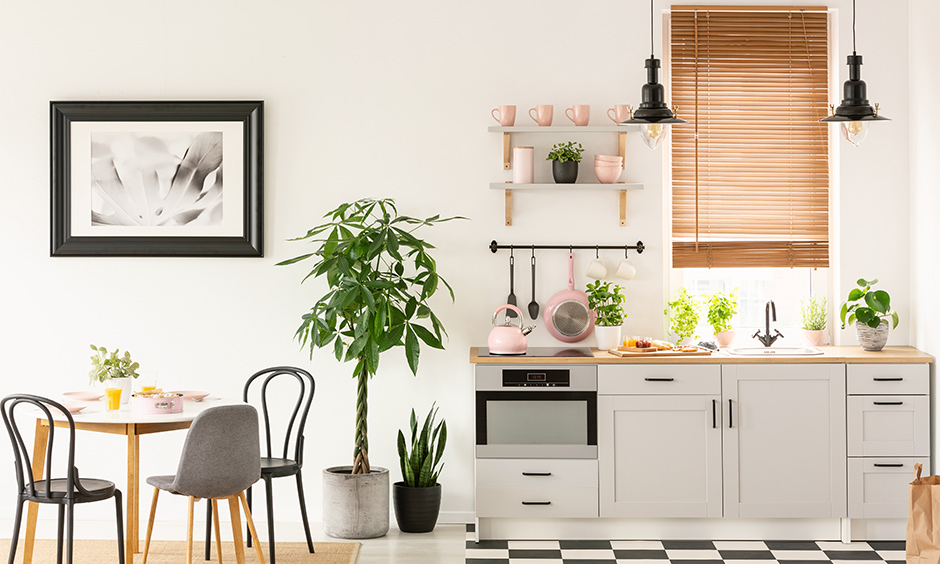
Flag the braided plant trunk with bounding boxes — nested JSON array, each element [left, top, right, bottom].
[[352, 367, 370, 474]]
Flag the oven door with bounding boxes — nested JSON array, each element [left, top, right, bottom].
[[475, 390, 597, 459]]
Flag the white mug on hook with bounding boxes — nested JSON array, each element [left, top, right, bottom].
[[586, 259, 608, 280], [615, 259, 636, 280]]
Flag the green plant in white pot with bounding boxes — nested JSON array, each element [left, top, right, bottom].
[[89, 345, 139, 404], [705, 290, 738, 348], [394, 404, 446, 533], [278, 198, 463, 539], [839, 278, 899, 351], [586, 281, 626, 350], [801, 294, 828, 346]]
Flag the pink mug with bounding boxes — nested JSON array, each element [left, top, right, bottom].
[[607, 104, 633, 123], [565, 105, 590, 126], [491, 105, 516, 126], [528, 105, 553, 126]]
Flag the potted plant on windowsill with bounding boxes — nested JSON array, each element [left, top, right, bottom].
[[586, 281, 626, 351], [546, 141, 584, 183], [88, 344, 139, 404], [665, 287, 700, 345], [394, 404, 446, 533], [840, 278, 899, 351], [277, 198, 464, 539], [705, 290, 738, 348], [801, 294, 828, 346]]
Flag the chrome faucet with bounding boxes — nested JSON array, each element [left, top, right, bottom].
[[752, 300, 784, 347]]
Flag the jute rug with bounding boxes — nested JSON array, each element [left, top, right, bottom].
[[0, 538, 359, 564]]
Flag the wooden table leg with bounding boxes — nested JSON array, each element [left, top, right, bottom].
[[126, 425, 139, 564], [23, 419, 49, 564]]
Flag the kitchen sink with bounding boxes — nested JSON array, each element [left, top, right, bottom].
[[725, 346, 824, 356]]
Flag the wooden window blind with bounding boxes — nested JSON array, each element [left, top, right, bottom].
[[670, 6, 830, 268]]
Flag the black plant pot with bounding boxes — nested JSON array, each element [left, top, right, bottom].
[[552, 160, 579, 183], [392, 481, 442, 533]]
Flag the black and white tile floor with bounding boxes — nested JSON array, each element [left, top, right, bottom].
[[465, 525, 905, 564]]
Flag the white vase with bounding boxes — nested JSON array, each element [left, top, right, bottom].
[[857, 320, 889, 351], [595, 325, 623, 351], [714, 330, 735, 348], [107, 377, 132, 404], [802, 329, 827, 347]]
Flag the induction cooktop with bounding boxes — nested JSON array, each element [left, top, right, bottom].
[[479, 347, 594, 358]]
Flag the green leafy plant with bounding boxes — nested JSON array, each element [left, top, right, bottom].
[[397, 403, 446, 488], [801, 294, 828, 331], [586, 281, 627, 327], [840, 278, 899, 330], [88, 345, 139, 385], [665, 287, 700, 344], [277, 198, 464, 475], [546, 141, 584, 163], [705, 290, 738, 334]]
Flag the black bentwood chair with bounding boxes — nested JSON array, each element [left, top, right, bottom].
[[205, 366, 315, 564], [1, 394, 124, 564]]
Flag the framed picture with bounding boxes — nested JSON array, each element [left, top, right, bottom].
[[50, 101, 263, 257]]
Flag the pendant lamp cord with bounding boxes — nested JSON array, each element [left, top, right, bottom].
[[650, 0, 655, 57], [852, 0, 856, 55]]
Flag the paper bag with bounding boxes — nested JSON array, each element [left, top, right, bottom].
[[907, 463, 940, 564]]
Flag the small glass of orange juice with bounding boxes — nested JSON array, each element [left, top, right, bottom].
[[104, 387, 122, 411], [139, 374, 157, 393]]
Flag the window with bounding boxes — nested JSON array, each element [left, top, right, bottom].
[[668, 6, 830, 269]]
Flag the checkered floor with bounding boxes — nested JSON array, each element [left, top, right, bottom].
[[465, 525, 905, 564]]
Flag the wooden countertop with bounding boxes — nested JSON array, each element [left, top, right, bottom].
[[470, 346, 933, 365]]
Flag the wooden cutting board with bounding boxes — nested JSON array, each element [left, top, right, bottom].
[[607, 347, 713, 357]]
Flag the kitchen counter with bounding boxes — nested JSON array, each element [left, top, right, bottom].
[[469, 345, 933, 364]]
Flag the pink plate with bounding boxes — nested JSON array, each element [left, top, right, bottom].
[[40, 400, 85, 414], [63, 391, 104, 402], [170, 390, 210, 402]]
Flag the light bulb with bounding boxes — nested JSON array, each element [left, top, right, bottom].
[[641, 123, 668, 149], [840, 120, 869, 147]]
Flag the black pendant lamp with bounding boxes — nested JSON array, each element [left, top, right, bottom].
[[620, 0, 686, 149], [821, 0, 889, 147]]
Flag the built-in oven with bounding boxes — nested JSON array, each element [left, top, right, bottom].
[[475, 364, 597, 459]]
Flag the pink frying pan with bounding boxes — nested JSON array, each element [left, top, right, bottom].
[[543, 253, 595, 342]]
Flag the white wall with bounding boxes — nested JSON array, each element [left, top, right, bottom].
[[0, 0, 921, 536]]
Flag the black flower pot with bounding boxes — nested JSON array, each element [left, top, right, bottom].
[[552, 160, 579, 183], [392, 481, 442, 533]]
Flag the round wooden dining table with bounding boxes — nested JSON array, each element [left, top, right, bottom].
[[22, 395, 242, 564]]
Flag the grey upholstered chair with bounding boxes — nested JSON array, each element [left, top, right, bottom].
[[142, 404, 265, 564]]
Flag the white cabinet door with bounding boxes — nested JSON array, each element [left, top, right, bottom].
[[599, 394, 722, 517], [722, 364, 846, 518]]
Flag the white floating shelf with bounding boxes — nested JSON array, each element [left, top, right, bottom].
[[489, 182, 644, 191]]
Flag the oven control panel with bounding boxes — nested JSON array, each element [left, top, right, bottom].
[[502, 369, 570, 387]]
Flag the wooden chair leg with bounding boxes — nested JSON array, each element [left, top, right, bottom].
[[186, 496, 195, 564], [142, 488, 159, 564], [227, 496, 246, 564], [211, 499, 223, 564], [238, 492, 266, 564]]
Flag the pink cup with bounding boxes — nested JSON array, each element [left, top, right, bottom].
[[565, 105, 590, 126], [528, 105, 553, 126], [607, 104, 633, 123], [491, 105, 516, 126]]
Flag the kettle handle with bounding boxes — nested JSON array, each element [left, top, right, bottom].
[[492, 304, 524, 328]]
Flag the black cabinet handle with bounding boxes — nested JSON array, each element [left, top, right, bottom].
[[644, 377, 675, 382], [873, 377, 903, 382], [712, 399, 717, 429], [874, 463, 905, 468], [521, 472, 552, 477], [874, 401, 903, 406], [728, 399, 733, 428], [521, 501, 551, 506]]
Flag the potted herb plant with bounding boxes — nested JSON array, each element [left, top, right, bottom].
[[88, 344, 139, 404], [840, 278, 899, 351], [277, 198, 463, 539], [546, 141, 584, 183], [586, 280, 627, 350], [801, 294, 828, 346], [705, 290, 738, 347], [394, 404, 446, 533], [665, 287, 700, 345]]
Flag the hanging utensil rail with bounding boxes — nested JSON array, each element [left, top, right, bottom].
[[489, 240, 645, 255]]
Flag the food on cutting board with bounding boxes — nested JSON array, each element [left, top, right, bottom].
[[132, 390, 181, 399]]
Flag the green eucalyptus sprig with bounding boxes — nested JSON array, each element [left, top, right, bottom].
[[88, 345, 139, 385], [397, 404, 446, 488], [665, 287, 700, 344], [586, 281, 627, 327], [546, 141, 584, 163], [705, 290, 738, 334], [801, 294, 828, 331], [840, 278, 899, 330]]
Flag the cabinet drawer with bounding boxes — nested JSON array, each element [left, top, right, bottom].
[[848, 457, 928, 518], [476, 458, 597, 489], [848, 396, 929, 457], [598, 365, 720, 395], [476, 486, 598, 518], [847, 364, 928, 395]]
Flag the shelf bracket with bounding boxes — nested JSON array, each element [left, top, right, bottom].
[[504, 189, 513, 226], [502, 132, 511, 170], [618, 132, 627, 169], [619, 190, 627, 226]]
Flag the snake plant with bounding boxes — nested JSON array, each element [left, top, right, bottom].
[[397, 404, 446, 488]]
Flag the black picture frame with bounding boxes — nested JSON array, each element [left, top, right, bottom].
[[50, 101, 263, 257]]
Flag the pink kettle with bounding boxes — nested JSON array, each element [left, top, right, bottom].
[[488, 305, 536, 355]]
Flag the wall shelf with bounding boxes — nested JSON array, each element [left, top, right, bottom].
[[491, 182, 644, 227]]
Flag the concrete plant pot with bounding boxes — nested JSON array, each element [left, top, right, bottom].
[[322, 466, 389, 539], [857, 320, 889, 351]]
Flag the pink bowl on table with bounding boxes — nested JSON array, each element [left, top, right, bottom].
[[594, 164, 623, 184], [170, 390, 210, 402], [62, 391, 104, 402], [42, 400, 86, 414]]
